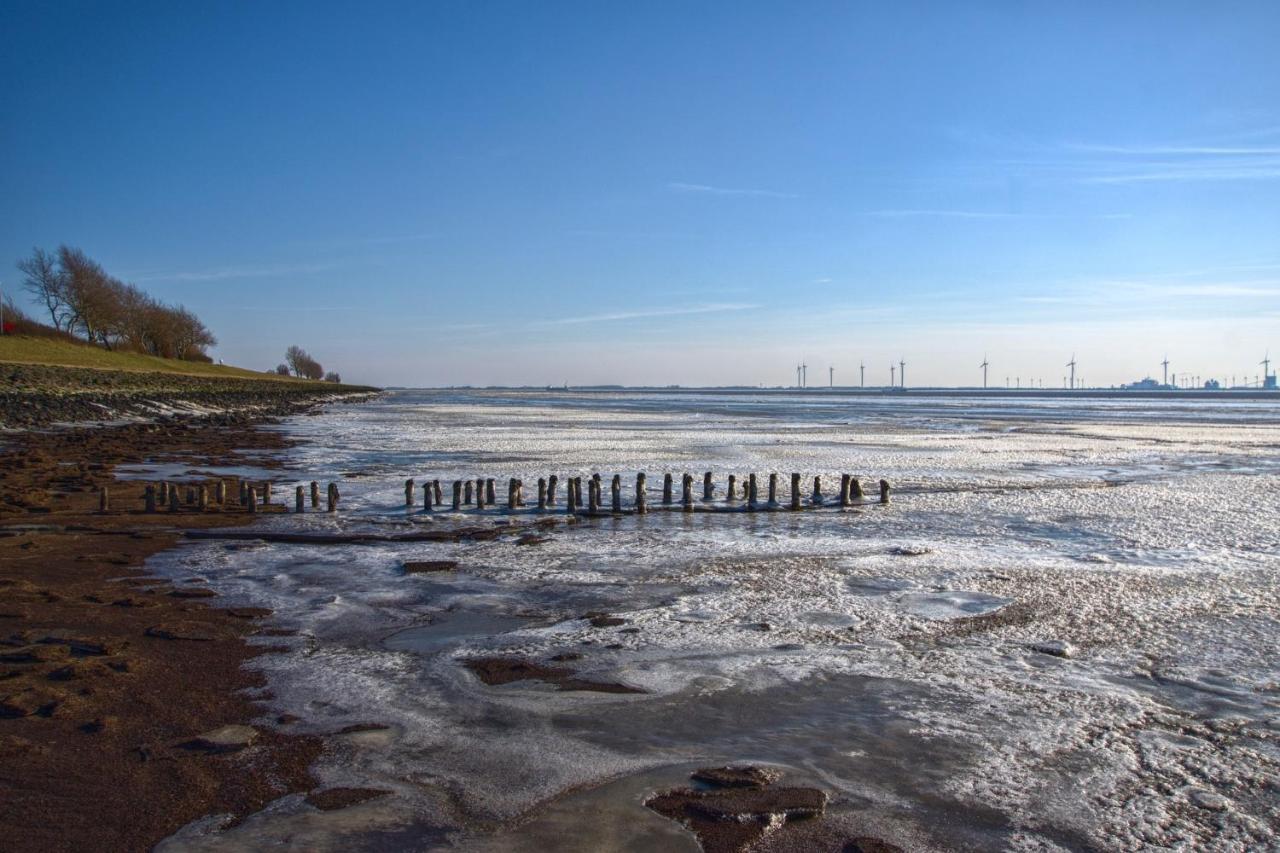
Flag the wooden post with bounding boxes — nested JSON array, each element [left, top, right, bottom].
[[262, 482, 271, 504], [247, 488, 258, 513], [574, 476, 583, 506], [452, 480, 462, 510], [476, 478, 486, 509], [159, 482, 170, 505], [238, 481, 247, 506], [198, 485, 208, 510], [310, 481, 319, 508], [790, 473, 801, 510], [635, 473, 647, 514], [405, 479, 415, 507], [144, 485, 156, 513], [566, 477, 578, 513], [727, 474, 737, 501], [464, 480, 474, 506], [748, 474, 758, 510], [516, 479, 525, 507], [879, 479, 891, 504], [703, 471, 713, 500], [423, 481, 433, 511], [433, 480, 442, 505], [811, 476, 823, 505], [185, 486, 195, 505], [547, 474, 558, 505], [216, 480, 227, 504], [295, 486, 305, 513], [850, 478, 863, 500], [98, 487, 109, 513], [169, 488, 181, 512], [508, 478, 518, 510], [537, 477, 547, 510], [663, 473, 673, 504], [611, 474, 622, 512], [327, 482, 339, 512], [588, 478, 599, 513], [840, 474, 851, 508], [486, 479, 496, 505], [681, 473, 693, 511], [768, 473, 778, 506]]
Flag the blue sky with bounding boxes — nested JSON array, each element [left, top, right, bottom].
[[2, 1, 1278, 387]]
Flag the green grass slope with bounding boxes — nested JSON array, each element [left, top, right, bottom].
[[0, 335, 311, 382]]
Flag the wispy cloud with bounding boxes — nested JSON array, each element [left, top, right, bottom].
[[136, 262, 334, 282], [666, 182, 797, 199], [861, 209, 1016, 219], [540, 302, 759, 326]]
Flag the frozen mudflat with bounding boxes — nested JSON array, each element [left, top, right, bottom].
[[153, 390, 1280, 851]]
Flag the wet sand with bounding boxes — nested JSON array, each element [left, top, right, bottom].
[[0, 415, 324, 853]]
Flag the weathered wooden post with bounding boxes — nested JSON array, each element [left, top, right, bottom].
[[310, 481, 319, 508], [681, 473, 694, 511], [703, 471, 714, 501], [575, 476, 584, 506], [485, 479, 496, 505], [790, 473, 801, 510], [811, 476, 824, 505], [850, 478, 863, 500], [566, 477, 578, 513], [452, 480, 462, 510], [423, 481, 434, 511], [198, 485, 208, 510], [238, 481, 247, 506], [748, 474, 758, 510], [727, 474, 737, 501], [169, 488, 181, 512], [295, 486, 305, 513], [635, 473, 647, 514], [464, 480, 474, 506], [611, 474, 622, 512], [144, 484, 157, 513], [879, 479, 891, 504], [508, 478, 518, 510], [247, 488, 258, 513], [433, 480, 442, 505], [477, 478, 487, 509], [840, 474, 851, 508], [588, 478, 600, 513], [663, 473, 673, 504], [98, 487, 109, 513], [768, 473, 778, 507], [262, 482, 271, 504], [547, 474, 558, 505], [216, 480, 227, 505], [516, 479, 525, 507], [159, 482, 170, 505], [327, 483, 338, 513], [537, 478, 547, 510], [405, 479, 415, 507], [185, 486, 195, 505]]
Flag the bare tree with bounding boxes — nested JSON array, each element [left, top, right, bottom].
[[285, 345, 310, 377], [17, 248, 71, 331], [323, 372, 341, 383], [275, 364, 290, 376]]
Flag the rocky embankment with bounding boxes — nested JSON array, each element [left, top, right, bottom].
[[0, 363, 377, 428]]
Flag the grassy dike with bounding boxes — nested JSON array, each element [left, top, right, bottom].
[[0, 336, 378, 428]]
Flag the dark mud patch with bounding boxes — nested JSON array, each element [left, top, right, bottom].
[[305, 787, 392, 811], [464, 657, 645, 694]]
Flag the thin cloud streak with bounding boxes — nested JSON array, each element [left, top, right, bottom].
[[539, 302, 760, 326], [136, 262, 335, 282], [666, 182, 798, 199]]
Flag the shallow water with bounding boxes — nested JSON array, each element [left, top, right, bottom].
[[153, 390, 1280, 851]]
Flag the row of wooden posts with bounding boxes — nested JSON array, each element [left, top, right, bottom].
[[106, 473, 889, 516], [400, 472, 889, 514]]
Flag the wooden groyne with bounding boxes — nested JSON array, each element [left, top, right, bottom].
[[118, 472, 891, 519]]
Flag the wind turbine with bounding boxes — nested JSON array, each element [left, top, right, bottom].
[[829, 365, 834, 388], [796, 364, 802, 388], [859, 361, 865, 388], [1066, 354, 1077, 390], [979, 354, 989, 389], [889, 363, 895, 387], [1262, 351, 1272, 385], [899, 359, 906, 388], [1161, 355, 1170, 388], [802, 361, 807, 389]]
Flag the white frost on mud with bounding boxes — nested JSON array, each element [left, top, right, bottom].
[[152, 391, 1280, 851]]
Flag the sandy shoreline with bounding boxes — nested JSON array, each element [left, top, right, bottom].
[[0, 410, 344, 852]]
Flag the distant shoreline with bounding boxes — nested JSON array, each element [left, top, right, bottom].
[[388, 386, 1280, 401]]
